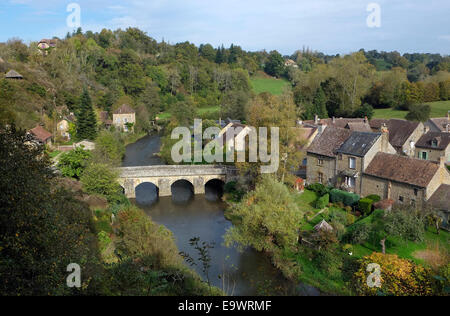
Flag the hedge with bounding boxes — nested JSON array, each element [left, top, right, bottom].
[[358, 198, 373, 215], [315, 193, 329, 209], [307, 183, 329, 197], [330, 189, 360, 207], [365, 194, 381, 203]]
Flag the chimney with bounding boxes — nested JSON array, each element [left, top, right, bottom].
[[381, 123, 390, 152], [446, 124, 449, 133], [440, 156, 446, 169], [318, 123, 327, 134], [332, 117, 336, 124], [424, 125, 430, 134], [364, 116, 368, 123], [314, 115, 319, 125]]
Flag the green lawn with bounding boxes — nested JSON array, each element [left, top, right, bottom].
[[250, 77, 291, 95], [373, 100, 450, 119], [158, 106, 221, 121]]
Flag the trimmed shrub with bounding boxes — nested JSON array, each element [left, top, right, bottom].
[[307, 183, 329, 196], [315, 193, 329, 209], [365, 194, 381, 203], [358, 198, 374, 215], [330, 189, 360, 207]]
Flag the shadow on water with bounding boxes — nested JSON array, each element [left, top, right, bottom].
[[125, 134, 320, 296]]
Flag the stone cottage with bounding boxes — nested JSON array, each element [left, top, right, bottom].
[[29, 125, 53, 145], [113, 104, 136, 132], [415, 132, 450, 163]]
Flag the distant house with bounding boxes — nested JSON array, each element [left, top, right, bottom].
[[369, 119, 424, 157], [415, 132, 450, 163], [427, 184, 450, 230], [113, 104, 136, 132], [57, 113, 76, 140], [29, 125, 53, 145], [99, 111, 113, 128], [284, 59, 298, 68], [304, 116, 371, 132], [5, 70, 23, 80], [362, 154, 450, 208], [293, 126, 319, 178], [38, 39, 58, 55], [213, 122, 252, 153], [425, 113, 450, 133]]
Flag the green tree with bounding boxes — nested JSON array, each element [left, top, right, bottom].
[[224, 175, 303, 253], [76, 89, 97, 140], [406, 104, 431, 122], [92, 130, 125, 166], [80, 162, 122, 202], [312, 87, 328, 118], [264, 50, 285, 78], [221, 90, 249, 121], [353, 103, 375, 120], [57, 147, 92, 179]]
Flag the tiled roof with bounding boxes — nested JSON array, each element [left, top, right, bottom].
[[416, 132, 450, 150], [304, 117, 368, 129], [427, 184, 450, 211], [364, 152, 439, 188], [370, 119, 420, 149], [29, 125, 52, 142], [345, 122, 372, 132], [113, 104, 135, 114], [429, 118, 450, 132], [337, 132, 381, 157], [307, 126, 352, 158], [5, 70, 23, 79]]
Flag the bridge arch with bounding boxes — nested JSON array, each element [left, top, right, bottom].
[[135, 182, 159, 205], [205, 179, 225, 201], [171, 179, 194, 202]]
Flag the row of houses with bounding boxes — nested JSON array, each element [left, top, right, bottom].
[[298, 115, 450, 222]]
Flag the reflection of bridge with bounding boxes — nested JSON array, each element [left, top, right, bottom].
[[117, 165, 238, 198]]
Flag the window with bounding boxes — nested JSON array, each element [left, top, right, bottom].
[[349, 157, 356, 169], [318, 172, 324, 184], [399, 196, 404, 203], [318, 158, 324, 166], [432, 139, 438, 148], [420, 151, 428, 160], [302, 158, 307, 166], [414, 188, 418, 196]]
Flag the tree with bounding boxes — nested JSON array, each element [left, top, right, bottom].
[[312, 87, 328, 118], [57, 147, 92, 179], [80, 162, 122, 202], [406, 104, 431, 122], [0, 126, 99, 295], [224, 175, 303, 253], [353, 103, 375, 120], [221, 90, 249, 121], [76, 89, 97, 140], [92, 130, 125, 166], [264, 51, 285, 78]]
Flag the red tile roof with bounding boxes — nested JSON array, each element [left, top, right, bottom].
[[29, 125, 52, 142], [307, 126, 352, 158], [113, 104, 135, 115]]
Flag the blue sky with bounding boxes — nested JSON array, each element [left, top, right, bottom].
[[1, 0, 449, 55]]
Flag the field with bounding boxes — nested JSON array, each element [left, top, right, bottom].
[[158, 105, 220, 121], [373, 100, 450, 119], [250, 76, 291, 95]]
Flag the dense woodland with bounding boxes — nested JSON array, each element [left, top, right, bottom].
[[0, 27, 449, 134]]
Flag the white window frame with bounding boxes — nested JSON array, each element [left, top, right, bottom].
[[349, 157, 356, 169]]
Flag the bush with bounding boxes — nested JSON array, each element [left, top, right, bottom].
[[80, 163, 122, 202], [330, 189, 360, 206], [315, 193, 329, 209], [358, 198, 374, 215], [307, 183, 329, 196], [353, 253, 434, 296], [365, 194, 381, 203], [57, 147, 91, 179]]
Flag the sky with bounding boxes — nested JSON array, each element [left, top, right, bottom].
[[0, 0, 449, 55]]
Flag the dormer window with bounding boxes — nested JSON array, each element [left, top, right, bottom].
[[431, 138, 438, 148]]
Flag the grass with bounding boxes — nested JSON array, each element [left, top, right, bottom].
[[250, 77, 291, 95], [157, 105, 221, 121], [373, 100, 450, 119]]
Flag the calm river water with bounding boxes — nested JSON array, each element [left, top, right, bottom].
[[123, 134, 319, 296]]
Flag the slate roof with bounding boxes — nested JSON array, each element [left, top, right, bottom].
[[305, 117, 369, 129], [416, 132, 450, 150], [113, 104, 135, 115], [427, 184, 450, 211], [428, 118, 450, 132], [307, 127, 352, 158], [364, 152, 439, 188], [369, 119, 420, 149], [336, 132, 381, 157], [345, 122, 372, 132], [29, 125, 52, 142]]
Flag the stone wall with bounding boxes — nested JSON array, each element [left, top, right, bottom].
[[306, 153, 337, 186]]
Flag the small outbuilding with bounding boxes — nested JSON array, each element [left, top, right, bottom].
[[29, 125, 53, 145], [314, 220, 333, 232], [5, 70, 23, 80]]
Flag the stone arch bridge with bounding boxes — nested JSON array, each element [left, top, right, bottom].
[[117, 165, 238, 198]]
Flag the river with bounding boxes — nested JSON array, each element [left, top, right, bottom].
[[123, 134, 319, 296]]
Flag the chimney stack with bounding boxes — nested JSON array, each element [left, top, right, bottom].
[[314, 115, 319, 125], [446, 124, 449, 133], [424, 125, 430, 134], [439, 156, 446, 169], [332, 117, 336, 124], [364, 116, 368, 123], [381, 123, 390, 152]]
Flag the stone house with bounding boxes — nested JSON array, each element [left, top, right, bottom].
[[294, 126, 319, 178], [415, 132, 450, 163], [426, 184, 450, 230], [362, 154, 450, 208], [29, 125, 53, 145], [369, 119, 424, 157], [57, 113, 75, 140], [304, 116, 371, 132], [426, 113, 450, 132], [5, 70, 23, 80], [113, 104, 136, 132], [306, 127, 352, 185], [335, 131, 396, 195]]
